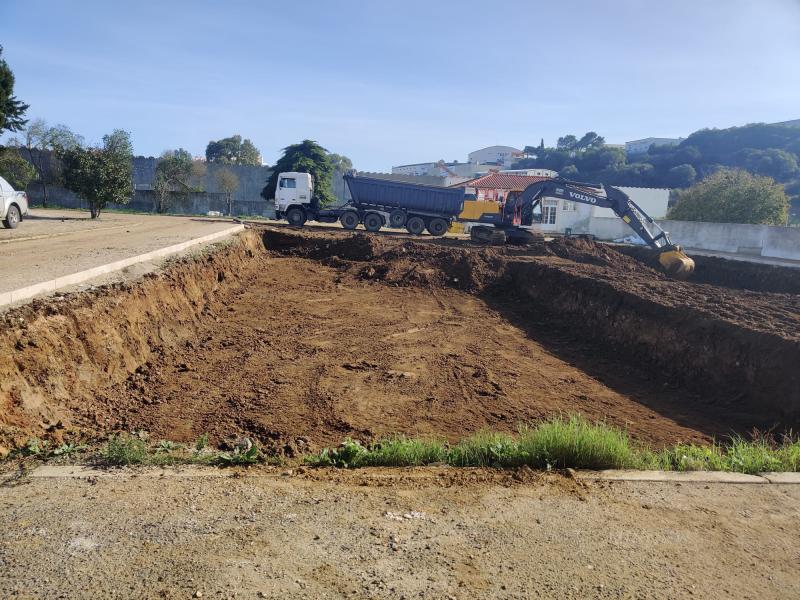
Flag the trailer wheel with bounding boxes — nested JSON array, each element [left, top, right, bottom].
[[286, 207, 306, 227], [426, 218, 448, 236], [388, 209, 406, 228], [364, 212, 383, 232], [405, 216, 425, 235], [340, 211, 359, 230]]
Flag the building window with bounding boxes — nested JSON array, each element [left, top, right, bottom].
[[562, 200, 576, 211], [543, 205, 557, 224]]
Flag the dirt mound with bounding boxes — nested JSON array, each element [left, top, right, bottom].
[[539, 237, 662, 274], [617, 245, 800, 294]]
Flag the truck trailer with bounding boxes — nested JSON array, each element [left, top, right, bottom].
[[273, 172, 463, 236]]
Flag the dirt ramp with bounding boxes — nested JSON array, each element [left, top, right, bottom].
[[0, 230, 265, 448]]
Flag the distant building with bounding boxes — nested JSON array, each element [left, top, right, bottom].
[[500, 168, 559, 178], [625, 137, 683, 155], [459, 173, 551, 203], [392, 160, 494, 181], [468, 145, 523, 168]]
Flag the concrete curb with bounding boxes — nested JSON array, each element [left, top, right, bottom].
[[0, 224, 244, 308], [18, 465, 800, 483], [577, 470, 769, 484], [28, 465, 231, 479]]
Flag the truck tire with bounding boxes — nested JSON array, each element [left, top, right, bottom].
[[286, 207, 306, 227], [364, 212, 383, 232], [340, 211, 359, 230], [388, 209, 406, 228], [3, 205, 20, 229], [426, 218, 448, 236], [405, 216, 425, 235]]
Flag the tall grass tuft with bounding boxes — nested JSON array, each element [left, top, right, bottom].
[[357, 436, 447, 467], [516, 415, 640, 470], [305, 416, 800, 473]]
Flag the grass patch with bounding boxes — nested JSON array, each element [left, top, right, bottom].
[[306, 415, 800, 472], [95, 434, 268, 467]]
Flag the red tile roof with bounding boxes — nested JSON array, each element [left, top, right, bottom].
[[460, 173, 551, 191]]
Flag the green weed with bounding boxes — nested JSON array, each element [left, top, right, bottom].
[[101, 435, 149, 465]]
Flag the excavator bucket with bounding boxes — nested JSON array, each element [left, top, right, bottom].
[[658, 248, 695, 279]]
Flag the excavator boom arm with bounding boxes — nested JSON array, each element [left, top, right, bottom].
[[503, 178, 695, 278]]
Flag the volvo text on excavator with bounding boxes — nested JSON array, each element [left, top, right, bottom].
[[468, 177, 696, 278]]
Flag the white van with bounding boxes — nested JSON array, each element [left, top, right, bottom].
[[0, 175, 29, 229]]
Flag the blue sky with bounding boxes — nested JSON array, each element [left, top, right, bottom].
[[2, 0, 799, 171]]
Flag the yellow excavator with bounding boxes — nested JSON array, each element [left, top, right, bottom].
[[468, 177, 695, 278]]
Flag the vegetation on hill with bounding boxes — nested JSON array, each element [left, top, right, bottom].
[[515, 123, 800, 222]]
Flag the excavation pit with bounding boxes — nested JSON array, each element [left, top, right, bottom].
[[1, 227, 798, 454]]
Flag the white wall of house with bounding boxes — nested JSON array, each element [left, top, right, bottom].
[[392, 163, 437, 176], [468, 146, 521, 168], [536, 186, 670, 238], [625, 137, 683, 155]]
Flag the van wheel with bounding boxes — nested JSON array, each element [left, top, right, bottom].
[[364, 212, 383, 232], [3, 205, 20, 229], [340, 211, 359, 230], [405, 216, 425, 235], [389, 209, 406, 228], [426, 218, 448, 236], [286, 207, 306, 227]]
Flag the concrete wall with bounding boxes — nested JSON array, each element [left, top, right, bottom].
[[26, 184, 278, 218], [657, 220, 800, 261], [582, 215, 800, 262]]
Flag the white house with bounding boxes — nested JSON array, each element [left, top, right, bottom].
[[625, 137, 683, 155], [538, 186, 670, 240]]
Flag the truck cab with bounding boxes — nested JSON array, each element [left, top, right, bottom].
[[274, 172, 314, 225]]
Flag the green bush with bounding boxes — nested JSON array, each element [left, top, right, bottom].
[[102, 435, 148, 465]]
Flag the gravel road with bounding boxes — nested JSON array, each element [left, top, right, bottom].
[[1, 466, 798, 599], [0, 209, 237, 294]]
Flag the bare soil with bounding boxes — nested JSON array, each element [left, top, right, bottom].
[[1, 467, 799, 599], [1, 226, 798, 453]]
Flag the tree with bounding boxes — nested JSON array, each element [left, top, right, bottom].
[[261, 140, 335, 205], [669, 169, 788, 225], [215, 168, 240, 216], [665, 164, 697, 188], [205, 135, 261, 165], [0, 147, 35, 189], [0, 45, 28, 134], [12, 118, 84, 207], [61, 129, 134, 219], [328, 153, 353, 173], [576, 131, 605, 151], [557, 135, 578, 151], [153, 148, 206, 212]]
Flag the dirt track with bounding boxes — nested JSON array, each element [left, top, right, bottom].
[[2, 468, 799, 599], [1, 226, 799, 451]]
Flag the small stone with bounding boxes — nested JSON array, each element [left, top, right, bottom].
[[194, 592, 203, 598]]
